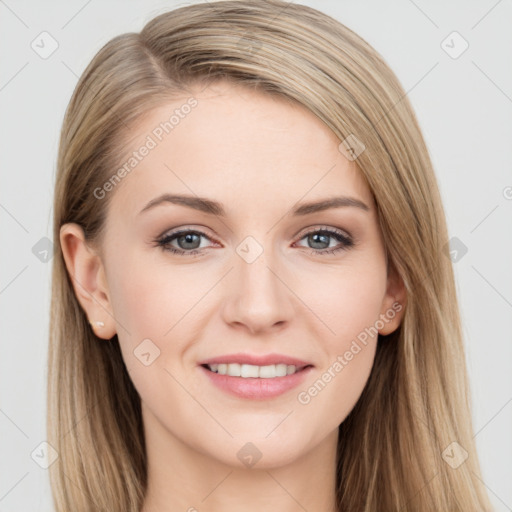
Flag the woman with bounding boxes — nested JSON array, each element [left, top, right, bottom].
[[48, 1, 492, 510]]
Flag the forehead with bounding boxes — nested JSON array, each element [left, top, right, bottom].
[[108, 81, 373, 220]]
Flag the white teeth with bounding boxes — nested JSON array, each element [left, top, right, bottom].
[[240, 364, 259, 378], [275, 364, 287, 377], [258, 365, 275, 378], [207, 363, 299, 378]]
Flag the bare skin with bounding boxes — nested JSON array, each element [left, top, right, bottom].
[[61, 81, 406, 512]]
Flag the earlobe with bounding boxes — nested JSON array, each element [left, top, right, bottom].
[[378, 263, 407, 336], [59, 223, 117, 340]]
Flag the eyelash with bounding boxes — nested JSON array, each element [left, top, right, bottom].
[[155, 226, 354, 257]]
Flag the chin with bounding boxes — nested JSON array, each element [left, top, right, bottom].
[[202, 432, 315, 470]]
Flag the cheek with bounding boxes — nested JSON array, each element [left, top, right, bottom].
[[296, 338, 377, 435], [107, 250, 211, 341], [294, 256, 387, 345], [106, 251, 220, 401], [106, 257, 200, 419], [292, 261, 386, 424]]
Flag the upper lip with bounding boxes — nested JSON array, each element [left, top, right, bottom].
[[199, 353, 313, 369]]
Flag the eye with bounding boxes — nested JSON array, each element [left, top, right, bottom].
[[155, 228, 216, 257], [294, 227, 354, 255], [154, 226, 354, 257]]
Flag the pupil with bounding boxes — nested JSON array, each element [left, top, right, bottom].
[[179, 233, 200, 250], [310, 233, 329, 249]]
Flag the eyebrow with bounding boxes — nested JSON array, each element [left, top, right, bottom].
[[139, 193, 370, 217]]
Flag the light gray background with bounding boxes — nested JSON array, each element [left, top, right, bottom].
[[1, 0, 511, 510]]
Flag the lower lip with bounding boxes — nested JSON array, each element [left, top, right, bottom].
[[199, 365, 313, 400]]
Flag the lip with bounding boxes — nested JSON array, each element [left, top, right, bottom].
[[198, 353, 314, 400], [198, 353, 312, 368]]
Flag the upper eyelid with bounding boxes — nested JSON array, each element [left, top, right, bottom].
[[158, 226, 218, 244], [295, 225, 352, 240]]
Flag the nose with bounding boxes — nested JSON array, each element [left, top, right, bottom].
[[221, 244, 295, 335]]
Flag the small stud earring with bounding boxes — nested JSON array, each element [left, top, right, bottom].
[[89, 320, 105, 328]]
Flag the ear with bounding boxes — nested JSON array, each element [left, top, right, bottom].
[[59, 223, 117, 340], [378, 261, 407, 336]]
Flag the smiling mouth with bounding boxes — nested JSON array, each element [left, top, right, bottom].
[[201, 363, 312, 379]]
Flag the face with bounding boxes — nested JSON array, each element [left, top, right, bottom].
[[64, 81, 404, 469]]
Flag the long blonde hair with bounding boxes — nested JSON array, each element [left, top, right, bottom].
[[48, 1, 492, 510]]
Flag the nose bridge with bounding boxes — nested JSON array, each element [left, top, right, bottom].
[[236, 234, 283, 301], [237, 238, 279, 295], [223, 234, 294, 332]]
